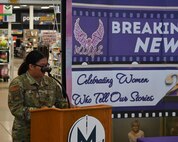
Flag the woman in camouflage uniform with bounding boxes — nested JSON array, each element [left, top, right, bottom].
[[8, 50, 68, 142]]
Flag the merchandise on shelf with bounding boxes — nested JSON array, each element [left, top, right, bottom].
[[0, 51, 9, 63], [0, 29, 11, 82], [0, 65, 9, 82], [23, 29, 39, 49], [0, 39, 8, 47], [49, 38, 61, 79]]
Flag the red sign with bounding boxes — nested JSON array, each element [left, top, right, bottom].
[[0, 5, 3, 14]]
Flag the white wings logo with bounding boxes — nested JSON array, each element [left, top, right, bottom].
[[74, 18, 104, 58]]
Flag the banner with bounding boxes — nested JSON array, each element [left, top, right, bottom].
[[72, 3, 178, 64], [72, 66, 178, 111], [71, 1, 178, 115]]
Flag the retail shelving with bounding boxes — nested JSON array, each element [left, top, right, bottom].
[[23, 29, 39, 49], [47, 32, 61, 80], [0, 29, 10, 82], [49, 49, 61, 80]]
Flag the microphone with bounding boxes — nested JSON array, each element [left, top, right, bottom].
[[41, 66, 52, 73]]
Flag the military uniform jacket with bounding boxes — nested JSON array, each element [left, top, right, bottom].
[[8, 72, 68, 142]]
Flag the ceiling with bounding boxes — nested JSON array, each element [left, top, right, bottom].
[[1, 0, 61, 10], [0, 0, 60, 5], [13, 5, 59, 10]]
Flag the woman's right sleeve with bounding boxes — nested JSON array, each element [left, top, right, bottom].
[[8, 78, 28, 120]]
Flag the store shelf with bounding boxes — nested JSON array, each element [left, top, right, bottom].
[[0, 29, 11, 82], [0, 48, 9, 51], [0, 63, 8, 65]]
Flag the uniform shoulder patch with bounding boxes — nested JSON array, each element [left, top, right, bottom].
[[9, 85, 20, 92]]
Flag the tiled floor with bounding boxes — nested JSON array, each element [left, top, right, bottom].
[[0, 57, 23, 142]]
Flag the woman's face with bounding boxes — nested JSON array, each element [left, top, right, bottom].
[[132, 123, 139, 133], [29, 57, 48, 80]]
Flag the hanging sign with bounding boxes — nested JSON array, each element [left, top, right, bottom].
[[54, 6, 61, 13], [3, 14, 16, 22], [0, 5, 12, 15]]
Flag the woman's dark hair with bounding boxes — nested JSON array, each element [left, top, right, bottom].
[[18, 50, 46, 75], [38, 44, 49, 59]]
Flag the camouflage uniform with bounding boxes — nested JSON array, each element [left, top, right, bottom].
[[8, 72, 68, 142]]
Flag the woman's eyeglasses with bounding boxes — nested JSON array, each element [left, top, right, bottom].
[[34, 64, 52, 73], [34, 64, 49, 68]]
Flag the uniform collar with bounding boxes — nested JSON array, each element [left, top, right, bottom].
[[26, 71, 39, 85], [26, 71, 49, 86]]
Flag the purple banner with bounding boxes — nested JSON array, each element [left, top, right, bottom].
[[72, 7, 178, 64]]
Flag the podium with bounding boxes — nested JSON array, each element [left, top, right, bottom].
[[30, 105, 112, 142]]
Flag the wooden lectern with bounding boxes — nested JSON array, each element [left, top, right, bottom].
[[30, 105, 112, 142]]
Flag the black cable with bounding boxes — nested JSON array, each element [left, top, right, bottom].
[[48, 72, 70, 108]]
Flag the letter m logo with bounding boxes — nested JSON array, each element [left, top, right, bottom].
[[77, 126, 96, 142]]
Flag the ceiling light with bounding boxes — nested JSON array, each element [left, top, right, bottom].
[[13, 6, 20, 9], [41, 6, 49, 9]]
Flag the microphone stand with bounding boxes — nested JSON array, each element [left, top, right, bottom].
[[48, 72, 71, 108]]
